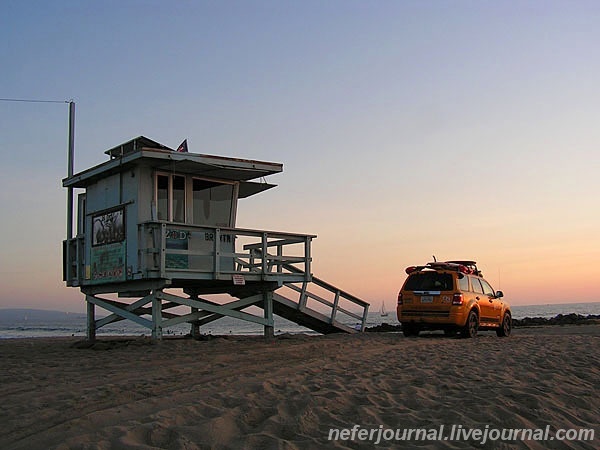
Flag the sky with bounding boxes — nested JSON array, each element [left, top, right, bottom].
[[1, 0, 599, 312]]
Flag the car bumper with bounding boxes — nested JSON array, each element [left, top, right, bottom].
[[398, 307, 468, 327]]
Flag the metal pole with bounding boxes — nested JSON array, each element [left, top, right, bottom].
[[66, 101, 75, 239], [65, 101, 75, 284]]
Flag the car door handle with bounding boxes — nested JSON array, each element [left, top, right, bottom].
[[476, 296, 480, 300]]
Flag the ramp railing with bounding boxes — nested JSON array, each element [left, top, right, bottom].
[[279, 263, 370, 331], [242, 243, 370, 331]]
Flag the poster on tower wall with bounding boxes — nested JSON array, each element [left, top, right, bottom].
[[90, 241, 126, 283], [90, 208, 126, 283], [92, 208, 124, 246]]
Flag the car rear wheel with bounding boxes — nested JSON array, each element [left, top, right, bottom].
[[461, 310, 478, 338], [402, 324, 420, 337], [496, 313, 512, 337]]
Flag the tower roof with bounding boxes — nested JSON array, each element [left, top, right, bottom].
[[63, 136, 283, 189]]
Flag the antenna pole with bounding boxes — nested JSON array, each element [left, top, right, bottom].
[[65, 101, 75, 284], [66, 101, 75, 240]]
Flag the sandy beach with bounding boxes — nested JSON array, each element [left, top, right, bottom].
[[1, 326, 598, 450]]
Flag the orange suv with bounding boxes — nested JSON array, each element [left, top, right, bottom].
[[396, 261, 511, 338]]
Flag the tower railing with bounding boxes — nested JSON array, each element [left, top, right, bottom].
[[138, 221, 315, 284]]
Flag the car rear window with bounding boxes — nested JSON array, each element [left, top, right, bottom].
[[458, 273, 469, 291], [403, 272, 454, 291]]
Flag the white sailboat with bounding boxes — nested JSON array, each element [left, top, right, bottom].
[[379, 302, 389, 317]]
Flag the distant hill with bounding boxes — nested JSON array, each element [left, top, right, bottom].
[[0, 308, 86, 323]]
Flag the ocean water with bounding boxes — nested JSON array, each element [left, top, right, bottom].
[[0, 302, 598, 339]]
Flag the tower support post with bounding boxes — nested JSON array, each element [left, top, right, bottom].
[[152, 292, 163, 341], [263, 290, 274, 340], [190, 305, 200, 338], [86, 296, 96, 342]]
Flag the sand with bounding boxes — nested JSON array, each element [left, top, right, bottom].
[[0, 326, 598, 450]]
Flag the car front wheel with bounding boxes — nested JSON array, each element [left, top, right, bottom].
[[496, 313, 512, 337], [461, 311, 479, 338]]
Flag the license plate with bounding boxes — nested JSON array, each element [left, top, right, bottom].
[[421, 295, 433, 303]]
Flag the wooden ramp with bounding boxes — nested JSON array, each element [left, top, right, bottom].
[[272, 293, 358, 334], [268, 265, 370, 334], [228, 240, 370, 334], [179, 265, 370, 335]]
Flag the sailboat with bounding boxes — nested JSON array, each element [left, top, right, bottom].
[[379, 302, 389, 317]]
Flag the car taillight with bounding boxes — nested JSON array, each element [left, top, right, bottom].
[[452, 293, 464, 305], [405, 266, 417, 274], [397, 292, 403, 305]]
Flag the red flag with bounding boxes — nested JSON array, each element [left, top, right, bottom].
[[176, 139, 188, 152]]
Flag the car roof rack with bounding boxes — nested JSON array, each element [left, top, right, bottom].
[[405, 261, 482, 276]]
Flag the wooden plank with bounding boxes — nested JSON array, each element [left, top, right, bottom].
[[194, 295, 264, 326], [95, 293, 154, 328], [156, 291, 269, 326], [243, 238, 304, 250], [87, 295, 153, 329]]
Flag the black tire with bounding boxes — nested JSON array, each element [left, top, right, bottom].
[[402, 324, 420, 337], [496, 313, 512, 337], [461, 310, 479, 338]]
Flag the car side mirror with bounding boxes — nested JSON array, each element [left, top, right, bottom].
[[496, 290, 504, 298]]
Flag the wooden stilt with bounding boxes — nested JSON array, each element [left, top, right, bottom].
[[152, 292, 163, 341], [190, 305, 200, 338], [263, 290, 274, 340], [86, 296, 96, 342]]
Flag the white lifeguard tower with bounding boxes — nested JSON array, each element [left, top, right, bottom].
[[63, 136, 369, 340]]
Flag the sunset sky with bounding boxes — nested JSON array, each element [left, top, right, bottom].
[[1, 1, 598, 313]]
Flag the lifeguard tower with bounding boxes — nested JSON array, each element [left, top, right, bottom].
[[63, 136, 369, 340]]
